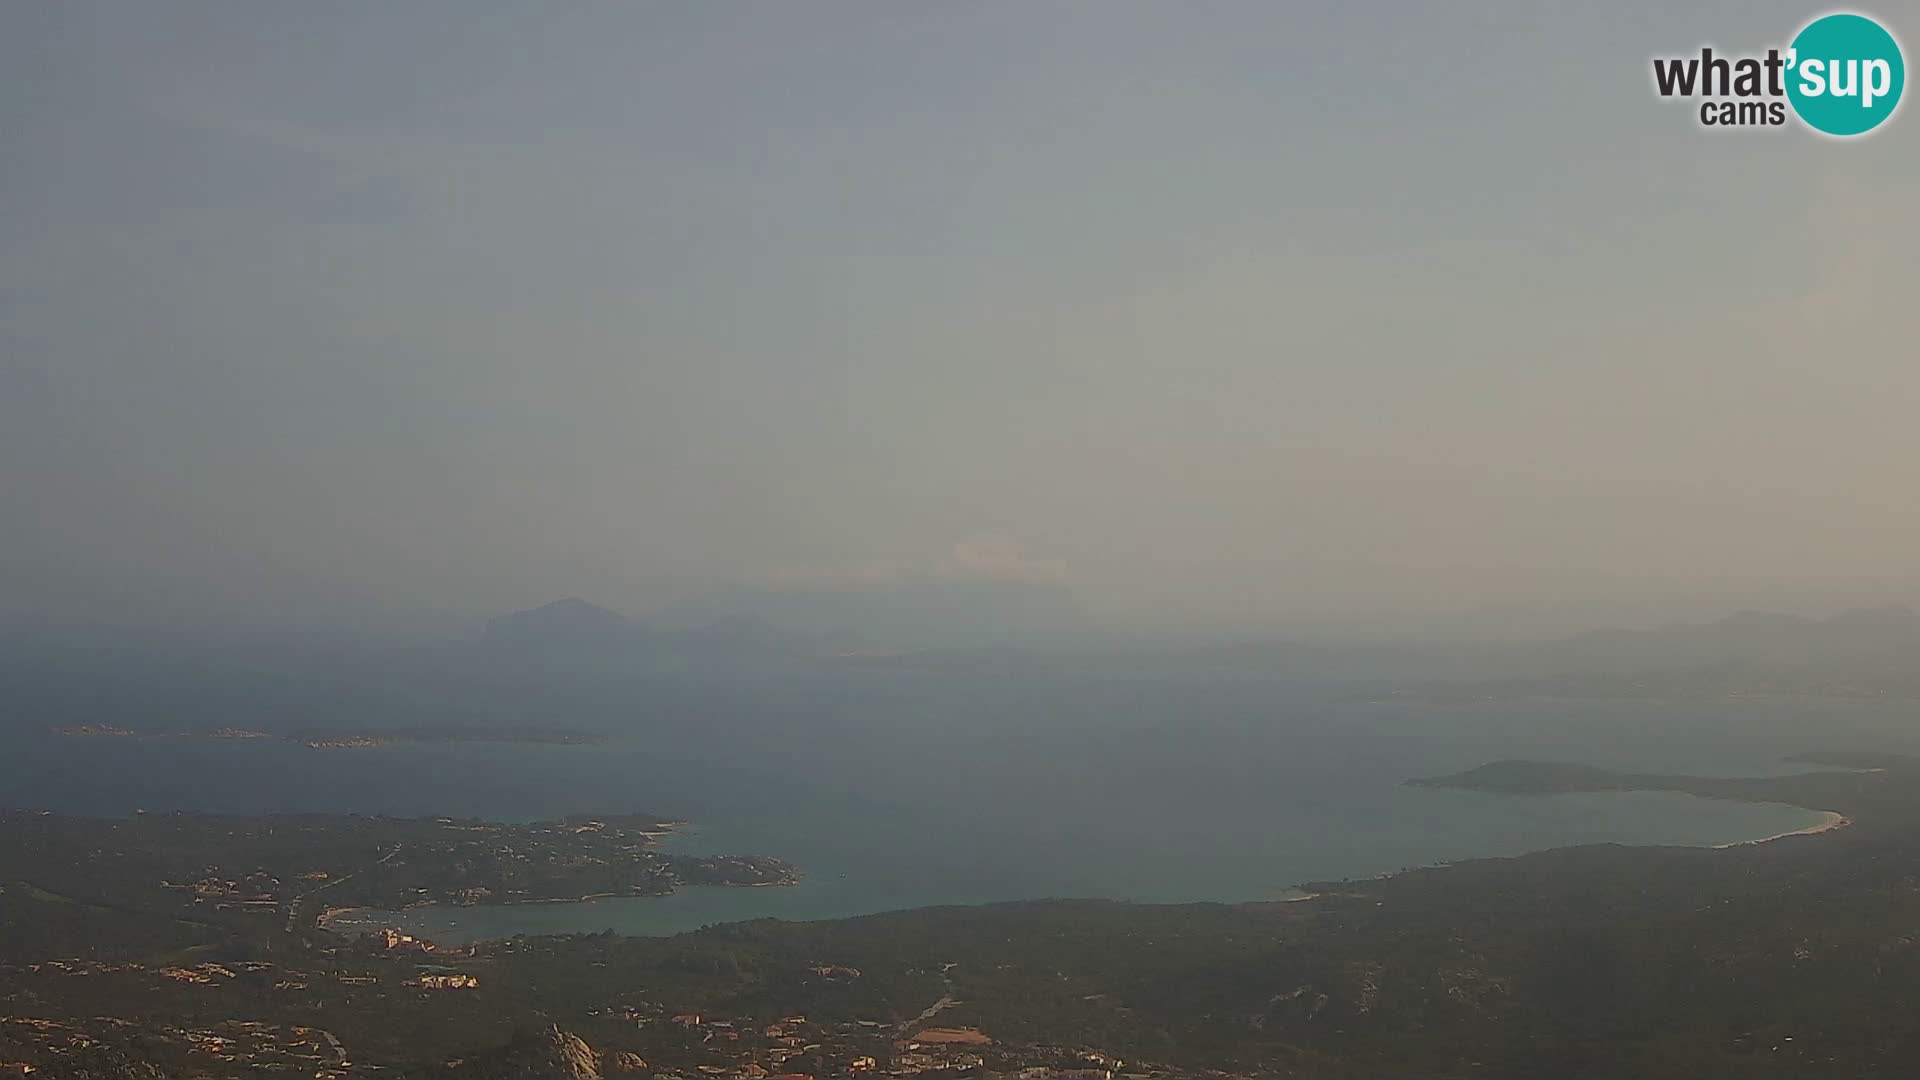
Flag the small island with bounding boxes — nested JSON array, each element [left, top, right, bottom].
[[50, 723, 608, 748], [1407, 753, 1904, 804]]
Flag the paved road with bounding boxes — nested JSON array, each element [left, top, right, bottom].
[[285, 844, 401, 932]]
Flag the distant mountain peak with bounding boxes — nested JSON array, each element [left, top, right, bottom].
[[1827, 604, 1920, 629], [529, 597, 619, 617], [485, 598, 631, 643], [1538, 603, 1920, 675]]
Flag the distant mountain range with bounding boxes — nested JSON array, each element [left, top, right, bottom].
[[3, 600, 1918, 738], [485, 597, 633, 644], [1519, 606, 1920, 672], [1398, 606, 1920, 703], [460, 597, 861, 684], [660, 579, 1094, 649]]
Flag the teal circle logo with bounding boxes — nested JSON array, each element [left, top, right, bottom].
[[1787, 13, 1905, 136]]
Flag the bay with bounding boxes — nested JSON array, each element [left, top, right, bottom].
[[6, 671, 1904, 942]]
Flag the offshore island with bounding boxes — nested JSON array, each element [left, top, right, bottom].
[[49, 723, 609, 749]]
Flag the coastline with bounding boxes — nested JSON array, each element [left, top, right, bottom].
[[303, 815, 787, 936], [1715, 809, 1850, 848], [323, 794, 1847, 943], [299, 754, 1877, 944], [315, 879, 774, 932]]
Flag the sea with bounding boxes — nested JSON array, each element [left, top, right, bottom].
[[5, 669, 1911, 942]]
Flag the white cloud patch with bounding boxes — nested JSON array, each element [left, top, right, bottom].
[[771, 532, 1068, 588], [935, 532, 1068, 584]]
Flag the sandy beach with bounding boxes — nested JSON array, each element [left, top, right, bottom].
[[1714, 810, 1850, 849]]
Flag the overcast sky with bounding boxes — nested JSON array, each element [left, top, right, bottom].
[[3, 2, 1916, 634]]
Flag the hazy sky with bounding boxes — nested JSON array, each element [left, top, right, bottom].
[[3, 2, 1916, 633]]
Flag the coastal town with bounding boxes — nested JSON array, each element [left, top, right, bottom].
[[0, 806, 1231, 1078], [0, 806, 799, 926]]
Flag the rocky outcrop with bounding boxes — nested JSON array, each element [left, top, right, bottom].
[[607, 1050, 648, 1074], [428, 1025, 601, 1079]]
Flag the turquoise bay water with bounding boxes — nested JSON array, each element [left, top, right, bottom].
[[324, 788, 1823, 943], [6, 672, 1904, 941]]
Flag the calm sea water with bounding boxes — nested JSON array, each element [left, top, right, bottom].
[[5, 671, 1908, 941]]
